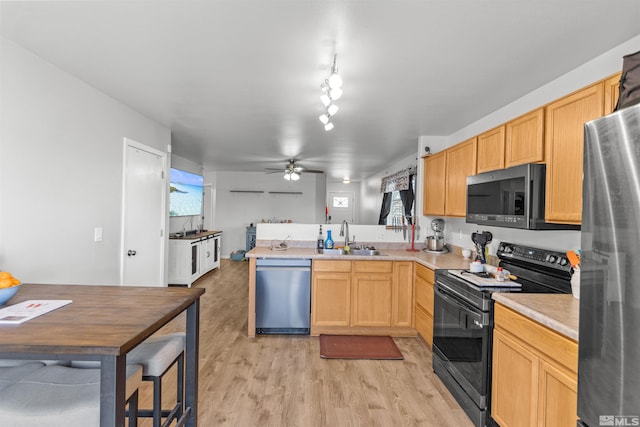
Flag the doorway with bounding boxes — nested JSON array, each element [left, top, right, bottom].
[[328, 191, 354, 224], [121, 138, 167, 286]]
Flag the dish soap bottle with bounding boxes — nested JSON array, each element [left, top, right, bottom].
[[317, 225, 324, 249], [325, 230, 334, 249]]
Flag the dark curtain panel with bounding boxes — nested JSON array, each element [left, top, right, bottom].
[[378, 192, 392, 225], [399, 175, 415, 224]]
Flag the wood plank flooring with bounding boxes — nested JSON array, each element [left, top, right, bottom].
[[136, 259, 473, 427]]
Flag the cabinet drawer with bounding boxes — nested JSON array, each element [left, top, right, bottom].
[[495, 304, 578, 373], [415, 275, 434, 315], [353, 260, 393, 274], [415, 263, 434, 283], [313, 260, 351, 272], [415, 304, 433, 346]]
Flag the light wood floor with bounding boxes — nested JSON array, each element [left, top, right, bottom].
[[136, 259, 473, 427]]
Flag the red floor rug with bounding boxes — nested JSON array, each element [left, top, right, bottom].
[[319, 335, 404, 360]]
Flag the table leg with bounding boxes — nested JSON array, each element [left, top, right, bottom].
[[100, 354, 127, 427], [185, 299, 200, 427]]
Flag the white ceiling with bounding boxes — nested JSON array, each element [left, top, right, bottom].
[[2, 1, 640, 181]]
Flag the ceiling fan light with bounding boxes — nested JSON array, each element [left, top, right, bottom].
[[320, 94, 331, 107], [290, 172, 300, 181], [329, 87, 342, 100], [319, 114, 329, 124], [324, 122, 334, 131], [327, 104, 339, 116]]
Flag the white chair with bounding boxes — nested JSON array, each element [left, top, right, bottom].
[[127, 332, 186, 427], [0, 364, 143, 427]]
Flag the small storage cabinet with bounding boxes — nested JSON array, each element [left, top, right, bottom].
[[169, 231, 222, 287]]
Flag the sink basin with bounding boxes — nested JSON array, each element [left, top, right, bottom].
[[350, 249, 383, 256], [316, 248, 345, 255]]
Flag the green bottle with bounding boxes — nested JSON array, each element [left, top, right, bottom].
[[325, 230, 334, 249]]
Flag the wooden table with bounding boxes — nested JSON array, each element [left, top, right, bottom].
[[0, 283, 205, 427]]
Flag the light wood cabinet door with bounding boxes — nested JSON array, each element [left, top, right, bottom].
[[312, 260, 352, 327], [545, 83, 603, 224], [423, 152, 446, 215], [477, 125, 506, 173], [604, 72, 622, 116], [538, 360, 578, 427], [414, 263, 434, 346], [492, 329, 539, 427], [351, 273, 393, 327], [505, 108, 545, 167], [445, 137, 477, 217], [392, 261, 413, 327]]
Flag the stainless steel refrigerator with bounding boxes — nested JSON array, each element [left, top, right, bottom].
[[579, 103, 640, 427]]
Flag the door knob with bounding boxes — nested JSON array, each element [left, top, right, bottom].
[[127, 250, 137, 256]]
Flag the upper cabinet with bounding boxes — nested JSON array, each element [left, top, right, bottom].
[[477, 125, 506, 173], [505, 108, 545, 168], [423, 152, 446, 216], [545, 82, 604, 224], [604, 72, 622, 116], [445, 137, 477, 217]]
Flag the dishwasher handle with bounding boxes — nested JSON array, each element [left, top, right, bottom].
[[256, 266, 311, 272]]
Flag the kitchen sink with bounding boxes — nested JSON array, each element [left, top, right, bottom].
[[316, 248, 384, 256], [350, 249, 383, 256], [316, 248, 345, 255]]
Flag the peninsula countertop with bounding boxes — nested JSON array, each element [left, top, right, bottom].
[[245, 246, 473, 271], [492, 293, 579, 341]]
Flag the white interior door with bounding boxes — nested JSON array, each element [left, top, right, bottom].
[[202, 184, 214, 231], [121, 138, 167, 286], [328, 191, 354, 224]]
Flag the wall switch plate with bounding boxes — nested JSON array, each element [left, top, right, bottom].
[[94, 227, 103, 242]]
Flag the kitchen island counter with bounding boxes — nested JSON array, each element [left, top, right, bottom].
[[492, 293, 579, 341]]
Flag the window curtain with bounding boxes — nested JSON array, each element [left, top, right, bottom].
[[378, 192, 392, 225], [378, 166, 416, 225]]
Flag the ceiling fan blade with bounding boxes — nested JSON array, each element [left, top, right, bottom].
[[301, 169, 324, 174]]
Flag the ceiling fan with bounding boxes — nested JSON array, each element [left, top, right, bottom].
[[265, 160, 324, 180]]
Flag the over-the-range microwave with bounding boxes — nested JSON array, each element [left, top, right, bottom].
[[466, 163, 580, 230]]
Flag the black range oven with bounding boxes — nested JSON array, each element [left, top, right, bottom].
[[432, 242, 573, 427]]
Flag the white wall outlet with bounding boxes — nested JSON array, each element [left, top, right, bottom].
[[94, 227, 103, 242]]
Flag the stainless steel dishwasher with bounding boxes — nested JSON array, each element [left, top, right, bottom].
[[255, 258, 311, 334]]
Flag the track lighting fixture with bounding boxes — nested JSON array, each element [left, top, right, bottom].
[[319, 54, 342, 131]]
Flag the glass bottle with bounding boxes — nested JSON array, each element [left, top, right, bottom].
[[325, 230, 334, 249], [317, 226, 324, 249]]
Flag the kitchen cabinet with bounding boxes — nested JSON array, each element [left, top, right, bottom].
[[445, 137, 477, 217], [311, 260, 351, 327], [604, 72, 622, 115], [311, 260, 415, 336], [351, 261, 393, 327], [476, 125, 505, 173], [492, 303, 577, 427], [413, 263, 434, 347], [422, 152, 446, 215], [545, 82, 603, 224], [168, 231, 222, 287], [505, 108, 545, 168], [392, 261, 413, 327]]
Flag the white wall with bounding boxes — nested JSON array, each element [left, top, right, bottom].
[[416, 35, 640, 255], [208, 170, 324, 257], [0, 37, 171, 285]]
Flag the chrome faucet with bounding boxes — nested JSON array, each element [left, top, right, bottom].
[[340, 220, 350, 246]]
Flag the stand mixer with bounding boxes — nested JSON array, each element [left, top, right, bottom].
[[425, 219, 447, 253], [471, 231, 493, 263]]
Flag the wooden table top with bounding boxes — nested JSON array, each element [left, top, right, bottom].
[[0, 284, 205, 356]]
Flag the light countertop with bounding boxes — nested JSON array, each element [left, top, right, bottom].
[[492, 293, 579, 341]]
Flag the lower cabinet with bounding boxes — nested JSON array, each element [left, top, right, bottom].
[[311, 260, 414, 335], [492, 303, 577, 427], [168, 232, 221, 287], [414, 263, 434, 346]]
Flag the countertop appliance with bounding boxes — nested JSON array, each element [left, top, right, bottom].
[[466, 163, 580, 230], [578, 104, 640, 426], [255, 258, 311, 335], [425, 218, 448, 253], [471, 231, 492, 263], [432, 242, 572, 427]]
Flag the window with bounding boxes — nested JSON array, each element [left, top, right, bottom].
[[386, 175, 415, 226]]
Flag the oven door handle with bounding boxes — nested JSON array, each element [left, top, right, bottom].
[[434, 285, 490, 327]]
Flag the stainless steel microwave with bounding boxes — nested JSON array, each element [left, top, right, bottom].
[[466, 163, 580, 230]]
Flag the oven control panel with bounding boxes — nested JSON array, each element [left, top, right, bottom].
[[497, 242, 572, 273]]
